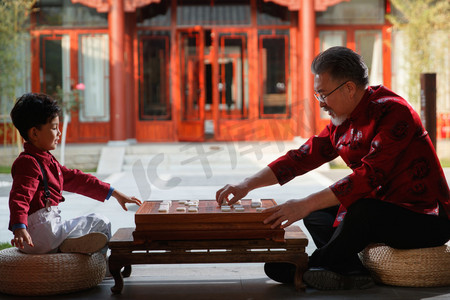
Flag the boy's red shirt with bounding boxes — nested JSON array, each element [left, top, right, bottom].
[[268, 85, 450, 224], [9, 142, 111, 229]]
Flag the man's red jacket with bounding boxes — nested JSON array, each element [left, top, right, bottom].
[[269, 85, 450, 224]]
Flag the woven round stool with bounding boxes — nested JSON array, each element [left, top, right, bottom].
[[359, 243, 450, 287], [0, 248, 106, 296]]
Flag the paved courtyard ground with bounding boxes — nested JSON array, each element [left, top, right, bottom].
[[0, 141, 449, 299]]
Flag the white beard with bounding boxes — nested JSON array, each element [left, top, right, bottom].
[[331, 115, 348, 126], [322, 107, 348, 126]]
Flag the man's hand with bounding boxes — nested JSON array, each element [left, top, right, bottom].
[[216, 166, 279, 206], [112, 190, 142, 211], [264, 188, 340, 229], [263, 199, 313, 229], [216, 183, 249, 206], [12, 228, 34, 249]]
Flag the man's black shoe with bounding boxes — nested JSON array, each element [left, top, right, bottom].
[[264, 262, 296, 284], [303, 267, 374, 290]]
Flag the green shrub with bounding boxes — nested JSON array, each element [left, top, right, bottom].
[[0, 242, 12, 250]]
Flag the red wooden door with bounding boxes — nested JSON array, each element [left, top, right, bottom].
[[177, 29, 205, 141]]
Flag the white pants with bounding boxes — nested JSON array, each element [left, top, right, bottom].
[[22, 206, 111, 254]]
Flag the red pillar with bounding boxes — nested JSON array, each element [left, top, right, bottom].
[[125, 13, 136, 140], [108, 0, 127, 141], [300, 0, 316, 137]]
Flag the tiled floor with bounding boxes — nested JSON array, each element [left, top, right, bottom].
[[1, 263, 449, 300]]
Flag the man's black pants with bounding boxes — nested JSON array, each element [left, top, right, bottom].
[[304, 198, 450, 274]]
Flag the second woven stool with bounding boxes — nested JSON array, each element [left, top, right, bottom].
[[359, 243, 450, 287], [0, 248, 106, 296]]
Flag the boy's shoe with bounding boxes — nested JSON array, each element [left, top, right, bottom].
[[303, 267, 375, 290], [59, 232, 108, 254]]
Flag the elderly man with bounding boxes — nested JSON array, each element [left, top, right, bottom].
[[216, 46, 450, 290]]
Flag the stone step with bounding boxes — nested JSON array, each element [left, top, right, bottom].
[[120, 140, 307, 172]]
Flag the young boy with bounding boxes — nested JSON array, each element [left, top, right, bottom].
[[9, 93, 142, 254]]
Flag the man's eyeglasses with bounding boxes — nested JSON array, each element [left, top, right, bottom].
[[314, 81, 348, 102]]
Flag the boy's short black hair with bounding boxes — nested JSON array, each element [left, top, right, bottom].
[[10, 93, 61, 141]]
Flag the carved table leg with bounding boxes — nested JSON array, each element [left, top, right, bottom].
[[294, 264, 306, 291], [122, 265, 132, 278], [109, 259, 124, 294]]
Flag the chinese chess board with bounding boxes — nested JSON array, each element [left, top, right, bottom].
[[133, 199, 285, 242]]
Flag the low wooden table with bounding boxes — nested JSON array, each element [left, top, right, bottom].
[[133, 199, 285, 242], [108, 226, 308, 294]]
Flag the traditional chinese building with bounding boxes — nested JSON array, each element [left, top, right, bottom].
[[30, 0, 393, 143]]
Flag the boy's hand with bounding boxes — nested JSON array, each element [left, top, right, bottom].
[[12, 228, 34, 249], [112, 190, 142, 211]]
